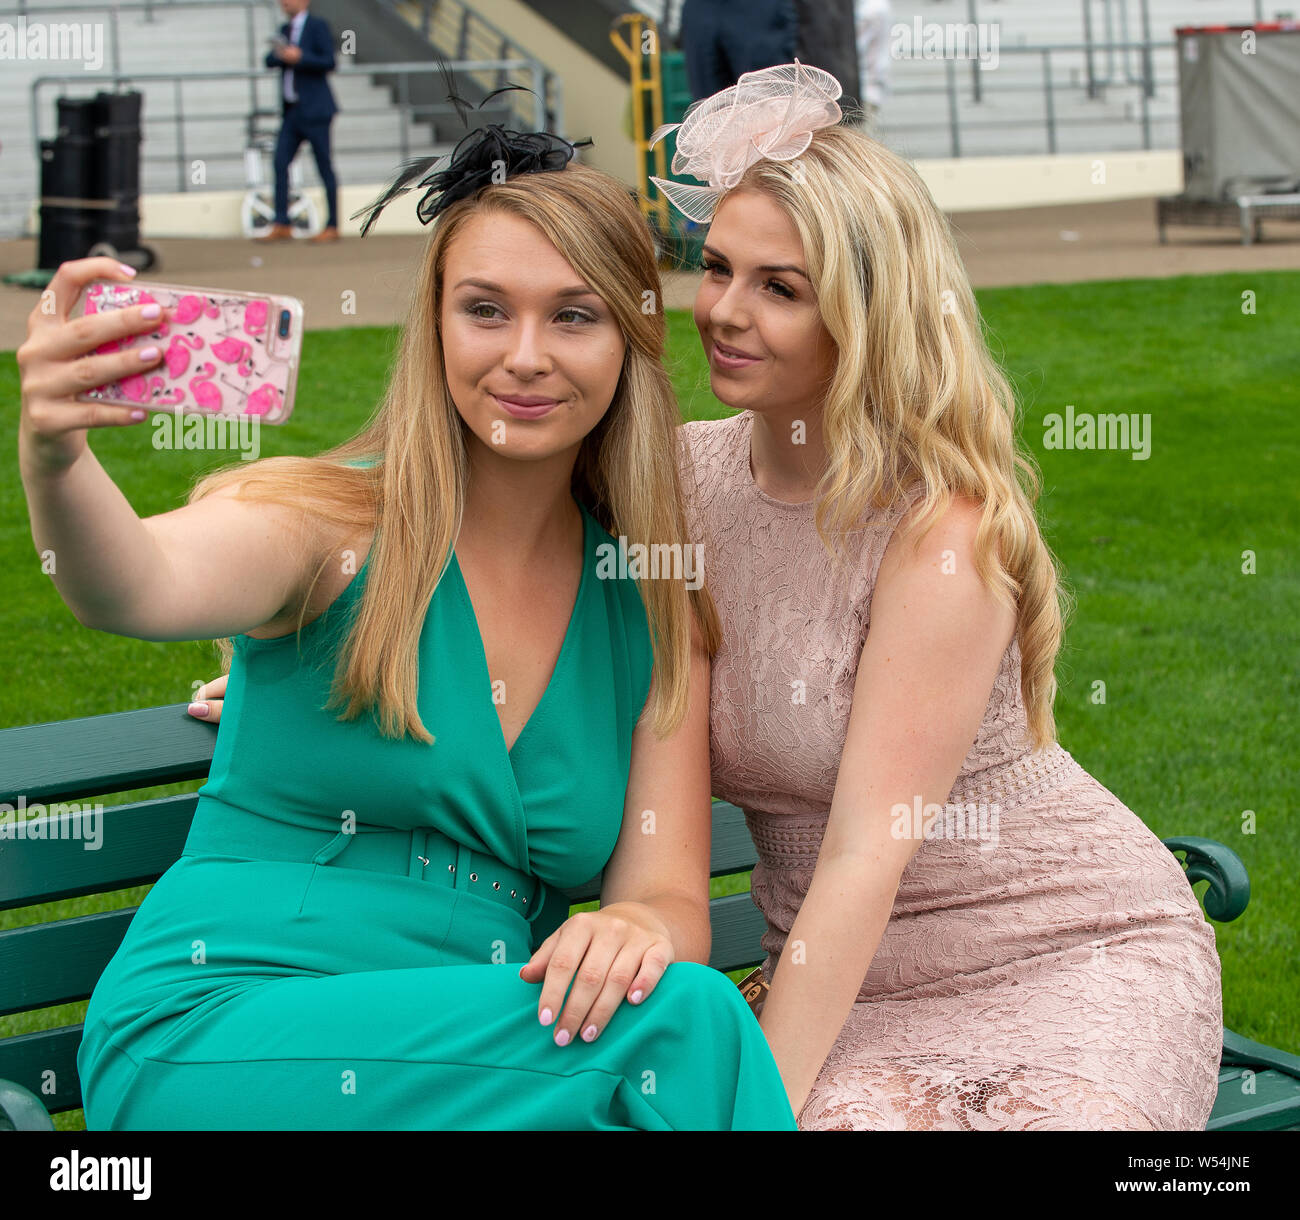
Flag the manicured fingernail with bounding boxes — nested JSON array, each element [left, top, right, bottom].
[[129, 409, 146, 421], [141, 303, 161, 319], [581, 1024, 598, 1042], [188, 702, 208, 717], [539, 1007, 551, 1025], [139, 346, 160, 361], [117, 263, 137, 277], [554, 1028, 570, 1046], [630, 989, 643, 1003]]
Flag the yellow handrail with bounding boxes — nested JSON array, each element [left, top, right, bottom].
[[610, 12, 669, 235]]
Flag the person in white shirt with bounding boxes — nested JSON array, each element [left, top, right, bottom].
[[853, 0, 892, 136]]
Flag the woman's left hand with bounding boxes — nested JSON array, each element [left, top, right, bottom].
[[518, 902, 674, 1046]]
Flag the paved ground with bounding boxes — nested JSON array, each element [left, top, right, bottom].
[[3, 196, 1298, 345]]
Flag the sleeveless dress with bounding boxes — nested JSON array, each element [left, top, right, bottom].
[[76, 494, 798, 1131], [677, 411, 1223, 1131]]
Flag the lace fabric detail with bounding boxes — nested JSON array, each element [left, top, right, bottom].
[[796, 1059, 1161, 1131], [678, 411, 1223, 1130]]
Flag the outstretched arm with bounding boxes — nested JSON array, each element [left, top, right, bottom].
[[756, 494, 1016, 1120], [17, 258, 326, 644]]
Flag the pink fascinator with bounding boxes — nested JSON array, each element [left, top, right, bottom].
[[648, 61, 843, 223]]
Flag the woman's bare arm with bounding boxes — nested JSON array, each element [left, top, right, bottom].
[[598, 613, 714, 965], [756, 494, 1016, 1119], [17, 258, 324, 642], [517, 612, 715, 1050]]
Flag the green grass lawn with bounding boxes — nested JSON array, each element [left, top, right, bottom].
[[2, 270, 1296, 1130]]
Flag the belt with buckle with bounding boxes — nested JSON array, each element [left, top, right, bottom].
[[183, 799, 549, 924]]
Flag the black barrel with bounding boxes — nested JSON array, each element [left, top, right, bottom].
[[91, 91, 143, 252], [37, 138, 97, 269], [37, 89, 146, 269]]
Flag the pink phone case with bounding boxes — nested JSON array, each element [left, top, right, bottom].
[[74, 279, 304, 424]]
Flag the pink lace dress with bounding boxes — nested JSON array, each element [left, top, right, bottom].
[[678, 411, 1223, 1131]]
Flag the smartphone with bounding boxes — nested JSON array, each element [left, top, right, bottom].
[[73, 279, 304, 424]]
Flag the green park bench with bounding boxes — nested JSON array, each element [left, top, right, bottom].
[[2, 704, 1299, 1130]]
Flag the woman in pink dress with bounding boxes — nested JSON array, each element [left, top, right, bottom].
[[194, 64, 1223, 1130], [654, 64, 1223, 1129]]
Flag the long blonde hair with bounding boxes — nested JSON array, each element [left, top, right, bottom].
[[192, 163, 720, 742], [724, 125, 1072, 750]]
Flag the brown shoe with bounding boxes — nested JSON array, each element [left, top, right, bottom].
[[255, 224, 294, 242], [308, 226, 340, 243]]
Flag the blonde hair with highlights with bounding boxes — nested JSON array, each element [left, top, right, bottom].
[[192, 163, 720, 743], [723, 125, 1072, 751]]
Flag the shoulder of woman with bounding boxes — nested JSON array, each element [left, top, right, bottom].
[[880, 487, 991, 584]]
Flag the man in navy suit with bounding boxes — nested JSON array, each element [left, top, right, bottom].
[[260, 0, 340, 242]]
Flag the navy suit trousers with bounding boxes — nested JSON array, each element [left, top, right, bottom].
[[273, 101, 338, 228]]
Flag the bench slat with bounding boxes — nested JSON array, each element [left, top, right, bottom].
[[706, 890, 767, 973], [0, 795, 195, 912], [1208, 1065, 1300, 1131], [0, 1025, 82, 1116], [0, 704, 216, 806], [0, 909, 138, 1017]]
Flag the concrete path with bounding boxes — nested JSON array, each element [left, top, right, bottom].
[[3, 197, 1297, 347]]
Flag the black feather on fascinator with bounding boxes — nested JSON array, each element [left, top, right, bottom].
[[351, 68, 592, 237]]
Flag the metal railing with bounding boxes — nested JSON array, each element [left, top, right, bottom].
[[381, 0, 562, 132], [30, 60, 555, 195], [883, 38, 1189, 158]]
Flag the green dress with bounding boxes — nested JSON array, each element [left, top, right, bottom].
[[77, 496, 797, 1130]]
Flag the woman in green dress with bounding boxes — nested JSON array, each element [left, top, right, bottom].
[[14, 138, 798, 1130]]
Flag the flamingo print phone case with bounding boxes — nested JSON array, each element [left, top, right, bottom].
[[74, 279, 304, 424]]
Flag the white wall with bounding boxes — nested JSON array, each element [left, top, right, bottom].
[[67, 149, 1182, 238]]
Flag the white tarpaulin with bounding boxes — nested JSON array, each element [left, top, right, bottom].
[[1177, 26, 1300, 200]]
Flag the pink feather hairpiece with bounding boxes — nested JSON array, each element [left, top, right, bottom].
[[648, 60, 843, 224]]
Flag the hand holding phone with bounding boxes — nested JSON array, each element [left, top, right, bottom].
[[17, 258, 166, 475], [71, 277, 303, 423]]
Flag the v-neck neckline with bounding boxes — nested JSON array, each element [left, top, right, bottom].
[[449, 498, 592, 765]]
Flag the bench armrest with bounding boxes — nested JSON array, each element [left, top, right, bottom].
[[0, 1078, 55, 1131], [1162, 836, 1250, 923]]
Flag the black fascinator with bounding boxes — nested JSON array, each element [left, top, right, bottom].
[[351, 72, 592, 237]]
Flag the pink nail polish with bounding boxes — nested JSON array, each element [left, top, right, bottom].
[[582, 1024, 597, 1042], [141, 303, 161, 319], [188, 702, 208, 716], [539, 1007, 551, 1025], [129, 409, 146, 422], [117, 263, 137, 277], [630, 989, 643, 1003], [554, 1028, 570, 1046], [139, 346, 160, 361]]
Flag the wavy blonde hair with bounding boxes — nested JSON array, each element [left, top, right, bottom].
[[191, 163, 720, 743], [721, 124, 1072, 750]]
